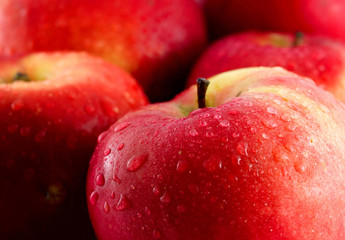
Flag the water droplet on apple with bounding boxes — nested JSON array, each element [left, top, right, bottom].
[[103, 201, 110, 213], [281, 113, 291, 122], [273, 149, 289, 162], [236, 142, 249, 156], [156, 174, 164, 180], [221, 136, 229, 143], [126, 153, 148, 172], [114, 122, 131, 133], [294, 161, 306, 174], [176, 160, 189, 173], [95, 173, 105, 186], [103, 148, 111, 156], [203, 155, 222, 172], [152, 229, 161, 239], [97, 131, 108, 143], [232, 132, 240, 138], [144, 206, 151, 215], [189, 129, 199, 136], [199, 120, 208, 127], [214, 114, 222, 120], [262, 133, 269, 139], [229, 110, 239, 115], [110, 191, 115, 199], [266, 107, 278, 115], [153, 186, 160, 196], [219, 120, 230, 127], [117, 143, 125, 150], [160, 192, 171, 204], [89, 191, 99, 205], [114, 194, 131, 210], [205, 131, 214, 138], [262, 119, 278, 129], [112, 173, 121, 184]]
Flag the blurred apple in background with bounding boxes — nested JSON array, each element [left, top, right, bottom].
[[187, 31, 345, 103], [0, 0, 207, 102], [0, 52, 148, 239], [87, 67, 345, 239], [204, 0, 345, 41]]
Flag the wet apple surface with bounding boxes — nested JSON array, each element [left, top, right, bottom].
[[0, 52, 148, 239], [87, 67, 345, 240]]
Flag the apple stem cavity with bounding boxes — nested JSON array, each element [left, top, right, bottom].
[[197, 78, 210, 108], [293, 31, 304, 47], [13, 72, 30, 82]]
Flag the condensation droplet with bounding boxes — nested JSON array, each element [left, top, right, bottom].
[[103, 148, 111, 156], [294, 161, 306, 174], [214, 114, 222, 120], [153, 186, 160, 196], [104, 202, 110, 213], [110, 191, 116, 199], [89, 191, 99, 205], [199, 120, 208, 127], [266, 107, 278, 115], [95, 173, 105, 186], [189, 129, 199, 137], [262, 133, 269, 139], [203, 155, 222, 172], [176, 160, 189, 173], [236, 142, 249, 156], [117, 143, 125, 150], [126, 153, 148, 172], [112, 173, 121, 184], [219, 120, 230, 127], [97, 131, 107, 143], [145, 206, 151, 215], [114, 122, 131, 133], [262, 119, 278, 129], [229, 110, 239, 115], [160, 192, 171, 204], [114, 194, 131, 210]]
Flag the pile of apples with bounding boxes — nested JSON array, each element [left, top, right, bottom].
[[1, 0, 345, 240]]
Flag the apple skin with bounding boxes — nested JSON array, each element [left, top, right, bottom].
[[204, 0, 345, 41], [87, 67, 345, 240], [0, 52, 148, 239], [0, 0, 207, 102], [187, 31, 345, 103]]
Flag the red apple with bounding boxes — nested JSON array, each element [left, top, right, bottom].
[[87, 67, 345, 240], [0, 52, 148, 239], [204, 0, 345, 41], [0, 0, 207, 102], [187, 31, 345, 103]]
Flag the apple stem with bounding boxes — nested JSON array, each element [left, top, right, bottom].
[[197, 78, 210, 108], [13, 72, 30, 82], [293, 31, 304, 47]]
